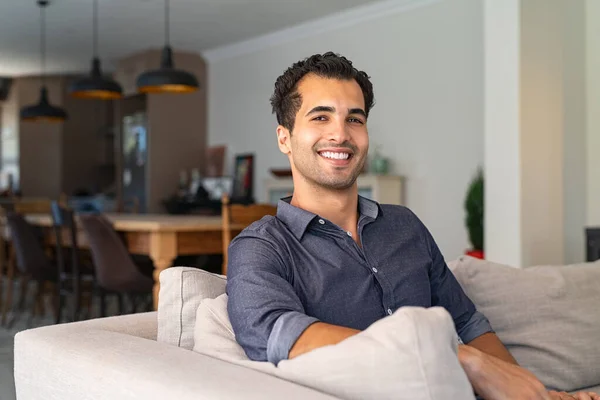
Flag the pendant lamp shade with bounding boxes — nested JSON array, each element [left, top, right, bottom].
[[20, 87, 68, 122], [20, 0, 68, 123], [70, 58, 122, 99], [136, 0, 199, 94], [136, 46, 199, 93], [69, 0, 122, 99]]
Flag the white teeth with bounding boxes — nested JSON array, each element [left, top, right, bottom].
[[320, 151, 350, 160]]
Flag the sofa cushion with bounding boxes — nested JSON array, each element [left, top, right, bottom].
[[449, 256, 600, 392], [193, 294, 475, 400], [157, 267, 226, 350]]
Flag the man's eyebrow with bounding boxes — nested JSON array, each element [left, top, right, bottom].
[[305, 106, 367, 118], [349, 108, 367, 118], [305, 106, 335, 116]]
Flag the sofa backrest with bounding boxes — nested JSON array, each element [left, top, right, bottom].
[[449, 256, 600, 392]]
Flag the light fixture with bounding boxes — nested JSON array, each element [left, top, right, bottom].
[[136, 0, 199, 94], [69, 0, 122, 99], [20, 0, 68, 122]]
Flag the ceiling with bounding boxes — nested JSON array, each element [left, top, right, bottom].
[[0, 0, 384, 77]]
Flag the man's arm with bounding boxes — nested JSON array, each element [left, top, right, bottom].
[[288, 322, 359, 359], [467, 332, 518, 365], [227, 233, 319, 364]]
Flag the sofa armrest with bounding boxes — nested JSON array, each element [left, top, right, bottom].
[[41, 311, 159, 339], [14, 313, 335, 400]]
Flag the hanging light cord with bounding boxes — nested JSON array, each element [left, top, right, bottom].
[[165, 0, 170, 46], [40, 1, 46, 87], [93, 0, 98, 57]]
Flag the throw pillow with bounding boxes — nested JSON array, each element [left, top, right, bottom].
[[449, 256, 600, 392], [157, 267, 226, 350], [193, 294, 475, 400]]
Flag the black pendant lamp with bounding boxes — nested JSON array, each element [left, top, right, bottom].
[[21, 0, 68, 122], [136, 0, 199, 94], [70, 0, 122, 99]]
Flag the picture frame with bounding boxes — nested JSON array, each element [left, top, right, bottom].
[[231, 153, 255, 204]]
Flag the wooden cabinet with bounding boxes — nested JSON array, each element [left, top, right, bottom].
[[264, 175, 404, 205]]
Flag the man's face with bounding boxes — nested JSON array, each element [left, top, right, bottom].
[[277, 74, 369, 191]]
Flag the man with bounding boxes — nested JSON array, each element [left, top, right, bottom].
[[226, 52, 597, 400]]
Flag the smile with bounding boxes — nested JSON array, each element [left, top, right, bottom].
[[319, 151, 351, 160]]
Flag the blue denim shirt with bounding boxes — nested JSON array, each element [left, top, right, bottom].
[[226, 196, 493, 365]]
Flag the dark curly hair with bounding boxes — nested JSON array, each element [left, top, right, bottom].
[[270, 52, 375, 132]]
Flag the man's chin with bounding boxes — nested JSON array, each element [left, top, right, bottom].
[[317, 176, 358, 191]]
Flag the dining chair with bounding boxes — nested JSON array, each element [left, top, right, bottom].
[[50, 202, 95, 323], [2, 211, 56, 327], [0, 205, 10, 315], [221, 195, 277, 275], [78, 214, 153, 316]]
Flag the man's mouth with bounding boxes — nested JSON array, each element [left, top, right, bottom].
[[318, 151, 353, 161]]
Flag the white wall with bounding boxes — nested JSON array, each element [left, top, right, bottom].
[[563, 0, 587, 264], [485, 0, 576, 267], [483, 0, 522, 267], [207, 0, 484, 260], [586, 0, 600, 227], [520, 0, 565, 267]]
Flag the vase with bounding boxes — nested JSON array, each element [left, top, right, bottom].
[[371, 155, 389, 175]]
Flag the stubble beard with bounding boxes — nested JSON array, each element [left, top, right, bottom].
[[293, 150, 366, 191]]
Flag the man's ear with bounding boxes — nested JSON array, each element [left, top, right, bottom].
[[276, 125, 292, 155]]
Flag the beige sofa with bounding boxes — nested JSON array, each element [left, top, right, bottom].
[[14, 311, 335, 400], [14, 256, 600, 399]]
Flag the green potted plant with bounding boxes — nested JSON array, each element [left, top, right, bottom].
[[464, 168, 484, 259]]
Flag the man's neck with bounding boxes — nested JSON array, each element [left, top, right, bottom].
[[290, 178, 359, 235]]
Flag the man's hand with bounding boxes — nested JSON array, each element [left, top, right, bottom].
[[459, 344, 550, 399], [549, 392, 600, 400]]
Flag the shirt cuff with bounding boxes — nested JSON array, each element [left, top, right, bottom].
[[266, 311, 319, 365], [457, 310, 494, 344]]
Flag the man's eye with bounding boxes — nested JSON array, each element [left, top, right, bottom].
[[348, 118, 364, 124], [312, 116, 328, 121]]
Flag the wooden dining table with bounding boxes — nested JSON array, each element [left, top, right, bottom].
[[21, 213, 243, 309]]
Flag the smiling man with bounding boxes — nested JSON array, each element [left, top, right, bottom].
[[225, 52, 597, 400]]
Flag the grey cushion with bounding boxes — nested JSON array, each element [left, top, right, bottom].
[[449, 256, 600, 392], [193, 294, 476, 400], [157, 267, 227, 350]]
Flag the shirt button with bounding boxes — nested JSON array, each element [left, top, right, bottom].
[[372, 267, 378, 273], [387, 308, 393, 315], [318, 219, 325, 225], [347, 231, 352, 237]]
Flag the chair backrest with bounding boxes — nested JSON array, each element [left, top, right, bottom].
[[50, 201, 79, 278], [78, 214, 141, 291], [5, 211, 52, 279], [221, 195, 277, 275]]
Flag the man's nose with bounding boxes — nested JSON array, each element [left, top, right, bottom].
[[326, 118, 351, 143]]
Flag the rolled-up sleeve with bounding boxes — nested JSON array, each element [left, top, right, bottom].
[[267, 310, 319, 365], [419, 219, 494, 343], [226, 231, 319, 365]]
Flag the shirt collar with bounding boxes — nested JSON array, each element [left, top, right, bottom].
[[276, 195, 380, 240]]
